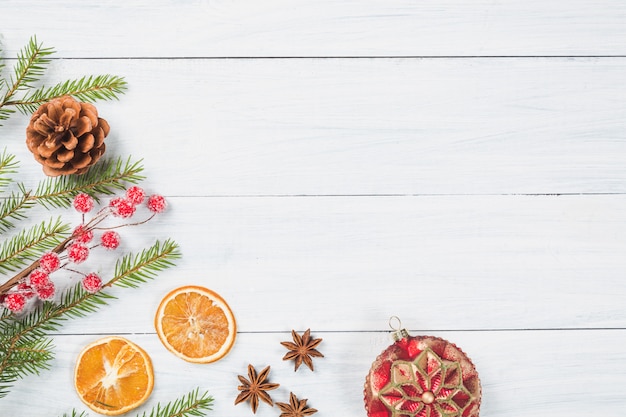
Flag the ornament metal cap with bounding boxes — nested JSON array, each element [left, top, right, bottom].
[[388, 316, 409, 341]]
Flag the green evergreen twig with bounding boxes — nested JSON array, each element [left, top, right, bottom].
[[59, 411, 88, 417], [0, 35, 54, 124], [0, 149, 19, 191], [0, 155, 143, 234], [32, 156, 145, 209], [14, 74, 127, 114], [0, 216, 69, 274], [0, 35, 127, 126], [0, 190, 34, 233], [59, 389, 213, 417], [137, 388, 214, 417], [0, 239, 181, 398]]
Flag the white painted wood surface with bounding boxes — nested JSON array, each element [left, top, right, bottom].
[[2, 2, 626, 416]]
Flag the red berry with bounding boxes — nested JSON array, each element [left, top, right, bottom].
[[125, 186, 146, 205], [29, 269, 50, 288], [111, 198, 136, 218], [147, 194, 167, 213], [101, 230, 121, 250], [16, 282, 36, 299], [67, 242, 89, 264], [73, 193, 94, 213], [39, 252, 61, 273], [109, 196, 124, 209], [4, 293, 26, 312], [82, 273, 103, 293], [35, 281, 55, 300], [73, 224, 94, 244]]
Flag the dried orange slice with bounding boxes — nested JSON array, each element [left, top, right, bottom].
[[74, 336, 154, 416], [155, 285, 236, 363]]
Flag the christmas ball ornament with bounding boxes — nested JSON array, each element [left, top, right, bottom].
[[364, 317, 481, 417], [26, 95, 110, 176]]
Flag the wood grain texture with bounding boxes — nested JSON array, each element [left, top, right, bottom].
[[43, 194, 626, 335], [4, 57, 626, 196], [4, 331, 626, 417], [1, 0, 626, 57], [1, 1, 625, 416]]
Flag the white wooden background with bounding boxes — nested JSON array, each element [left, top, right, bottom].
[[2, 1, 626, 416]]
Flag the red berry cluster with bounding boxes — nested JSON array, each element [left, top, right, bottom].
[[1, 186, 167, 313]]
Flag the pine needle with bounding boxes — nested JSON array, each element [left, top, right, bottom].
[[0, 148, 19, 191], [0, 36, 54, 110], [59, 411, 88, 417], [16, 74, 128, 114], [0, 217, 69, 274], [0, 189, 35, 234], [32, 156, 145, 209], [136, 388, 214, 417], [0, 239, 180, 398], [112, 239, 182, 289]]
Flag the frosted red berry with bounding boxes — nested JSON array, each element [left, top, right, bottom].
[[16, 282, 36, 298], [73, 193, 94, 213], [73, 224, 94, 244], [109, 196, 124, 210], [101, 230, 121, 250], [35, 281, 56, 300], [147, 194, 167, 213], [111, 198, 136, 218], [68, 242, 89, 264], [39, 252, 61, 273], [29, 269, 50, 288], [4, 293, 26, 312], [126, 186, 146, 205], [82, 273, 103, 293]]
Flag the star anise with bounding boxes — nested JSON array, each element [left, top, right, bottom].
[[276, 392, 318, 417], [234, 364, 280, 413], [281, 328, 324, 371]]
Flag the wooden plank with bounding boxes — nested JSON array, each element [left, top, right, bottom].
[[3, 57, 626, 196], [24, 194, 622, 335], [1, 1, 626, 57], [4, 330, 626, 416]]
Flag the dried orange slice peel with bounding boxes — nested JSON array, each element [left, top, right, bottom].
[[155, 285, 236, 363], [74, 336, 154, 416]]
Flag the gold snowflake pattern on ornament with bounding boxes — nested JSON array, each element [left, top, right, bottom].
[[378, 348, 475, 417]]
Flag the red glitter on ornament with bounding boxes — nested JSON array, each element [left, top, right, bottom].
[[68, 242, 90, 264], [73, 224, 94, 244], [126, 186, 146, 205], [101, 230, 121, 250], [82, 273, 102, 293], [73, 193, 94, 213], [35, 281, 55, 300], [4, 293, 26, 312], [39, 252, 61, 273], [147, 194, 167, 213], [29, 269, 50, 288]]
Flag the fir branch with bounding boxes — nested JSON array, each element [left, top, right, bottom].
[[0, 240, 180, 397], [13, 74, 127, 114], [0, 216, 69, 275], [0, 189, 35, 234], [0, 105, 14, 124], [137, 388, 214, 417], [59, 411, 88, 417], [0, 148, 19, 191], [0, 36, 54, 110], [32, 156, 145, 209], [0, 43, 5, 91], [113, 239, 181, 289], [0, 319, 54, 399]]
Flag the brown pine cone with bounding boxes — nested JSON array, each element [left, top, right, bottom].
[[26, 95, 110, 176]]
